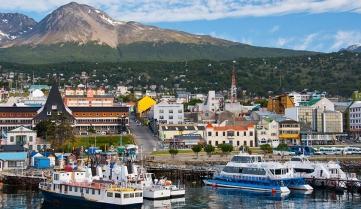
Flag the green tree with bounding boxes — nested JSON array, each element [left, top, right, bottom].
[[218, 144, 233, 156], [204, 144, 215, 158], [260, 144, 273, 155], [191, 144, 202, 159], [169, 148, 179, 159], [276, 143, 289, 151]]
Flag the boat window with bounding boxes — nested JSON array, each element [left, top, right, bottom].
[[115, 193, 121, 198], [130, 193, 135, 198], [223, 166, 241, 173], [291, 157, 302, 161], [140, 193, 142, 197], [257, 157, 262, 162], [135, 193, 140, 197], [107, 192, 113, 198], [273, 169, 282, 175], [124, 193, 130, 198], [294, 168, 314, 174], [242, 167, 266, 175], [230, 156, 252, 163]]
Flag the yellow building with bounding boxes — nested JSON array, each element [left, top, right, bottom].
[[278, 119, 300, 145], [137, 96, 156, 115], [267, 94, 295, 114]]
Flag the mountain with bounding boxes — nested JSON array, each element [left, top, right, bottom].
[[0, 13, 37, 44], [0, 2, 317, 64], [341, 44, 361, 52]]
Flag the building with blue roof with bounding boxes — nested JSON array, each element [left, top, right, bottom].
[[0, 152, 27, 171]]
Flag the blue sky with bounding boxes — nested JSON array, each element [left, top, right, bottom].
[[1, 0, 361, 52]]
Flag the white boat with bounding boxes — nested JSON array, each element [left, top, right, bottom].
[[285, 156, 360, 189], [203, 154, 312, 194], [39, 169, 143, 209]]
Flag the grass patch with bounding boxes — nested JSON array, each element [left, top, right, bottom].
[[63, 135, 134, 151]]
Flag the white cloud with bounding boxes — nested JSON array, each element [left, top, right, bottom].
[[276, 37, 292, 47], [270, 25, 280, 33], [331, 30, 361, 50], [1, 0, 361, 23], [293, 33, 318, 50]]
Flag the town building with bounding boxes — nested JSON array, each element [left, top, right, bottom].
[[256, 118, 280, 148], [1, 126, 50, 151], [197, 91, 224, 113], [149, 101, 184, 125], [63, 86, 114, 107], [205, 122, 255, 148], [166, 134, 205, 149], [0, 84, 129, 137], [267, 94, 294, 114], [158, 124, 205, 142], [349, 101, 361, 139], [278, 119, 300, 145], [0, 152, 27, 171]]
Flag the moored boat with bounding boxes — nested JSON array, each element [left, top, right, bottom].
[[39, 170, 143, 209], [203, 154, 313, 194]]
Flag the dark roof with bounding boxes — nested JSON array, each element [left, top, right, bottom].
[[0, 107, 40, 112], [34, 83, 74, 121], [174, 134, 203, 140], [69, 106, 129, 112], [0, 145, 26, 152]]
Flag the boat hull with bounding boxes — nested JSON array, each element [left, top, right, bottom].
[[170, 189, 186, 198], [41, 190, 142, 209], [143, 189, 171, 200], [203, 179, 290, 194]]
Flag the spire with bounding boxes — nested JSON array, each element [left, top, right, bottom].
[[230, 61, 237, 103]]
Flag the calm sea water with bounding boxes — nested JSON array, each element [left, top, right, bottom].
[[1, 184, 361, 209]]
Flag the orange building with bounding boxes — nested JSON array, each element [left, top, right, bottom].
[[267, 94, 295, 114], [64, 86, 114, 107]]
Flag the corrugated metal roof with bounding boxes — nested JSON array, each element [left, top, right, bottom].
[[0, 152, 27, 160]]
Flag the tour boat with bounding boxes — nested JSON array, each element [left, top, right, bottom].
[[203, 154, 313, 194], [39, 169, 143, 209], [285, 155, 360, 189], [101, 163, 185, 199]]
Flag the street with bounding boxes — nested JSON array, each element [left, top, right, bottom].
[[128, 115, 160, 156]]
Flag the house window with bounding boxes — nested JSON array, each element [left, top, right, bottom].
[[208, 132, 212, 136], [244, 132, 246, 136], [223, 132, 225, 136], [237, 141, 240, 146], [178, 109, 183, 113], [208, 140, 212, 144], [159, 110, 164, 113], [169, 110, 173, 114], [215, 141, 218, 145], [29, 136, 33, 142], [250, 131, 253, 136], [169, 116, 173, 119], [237, 132, 239, 136], [244, 141, 247, 146], [250, 141, 254, 147], [216, 132, 218, 136], [10, 136, 14, 142]]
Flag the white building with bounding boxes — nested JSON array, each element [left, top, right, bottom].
[[205, 122, 256, 148], [1, 126, 50, 151], [150, 101, 184, 125], [116, 85, 129, 96], [349, 101, 361, 139], [256, 118, 280, 148], [197, 91, 224, 112]]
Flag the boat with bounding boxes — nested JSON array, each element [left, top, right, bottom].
[[39, 169, 143, 209], [203, 153, 312, 194], [285, 155, 360, 189], [100, 163, 185, 200]]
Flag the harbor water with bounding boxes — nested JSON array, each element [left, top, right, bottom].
[[1, 184, 361, 209]]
